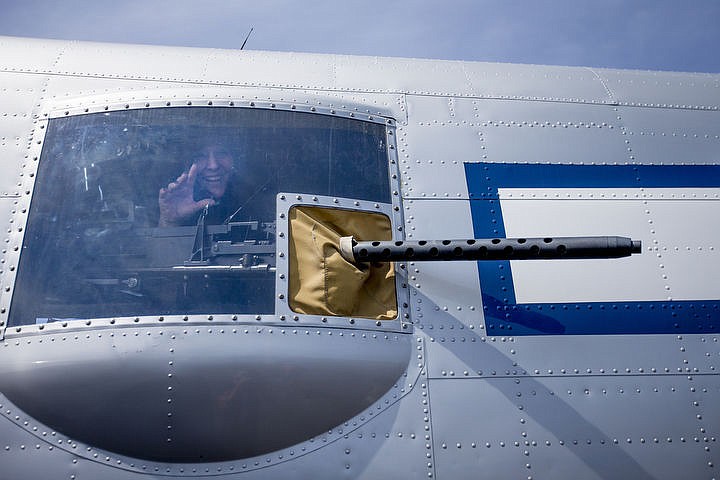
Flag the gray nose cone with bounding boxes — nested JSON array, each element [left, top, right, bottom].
[[0, 325, 411, 462]]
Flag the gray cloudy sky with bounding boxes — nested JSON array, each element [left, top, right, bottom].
[[1, 0, 718, 73]]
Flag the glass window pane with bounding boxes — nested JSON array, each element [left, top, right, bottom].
[[10, 107, 390, 325]]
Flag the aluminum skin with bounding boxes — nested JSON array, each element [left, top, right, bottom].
[[0, 36, 718, 479]]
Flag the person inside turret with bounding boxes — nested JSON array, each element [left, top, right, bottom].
[[158, 141, 243, 226]]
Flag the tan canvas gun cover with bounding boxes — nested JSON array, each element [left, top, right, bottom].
[[288, 206, 397, 320]]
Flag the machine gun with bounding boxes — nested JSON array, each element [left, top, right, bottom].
[[339, 236, 641, 263]]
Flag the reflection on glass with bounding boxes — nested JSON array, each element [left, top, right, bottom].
[[10, 107, 390, 325]]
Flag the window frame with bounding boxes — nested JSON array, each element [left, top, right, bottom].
[[1, 94, 409, 339]]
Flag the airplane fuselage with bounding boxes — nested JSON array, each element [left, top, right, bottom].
[[0, 36, 718, 479]]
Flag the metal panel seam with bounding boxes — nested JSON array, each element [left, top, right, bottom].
[[586, 67, 618, 105]]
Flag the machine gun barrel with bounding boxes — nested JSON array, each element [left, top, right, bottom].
[[339, 236, 642, 263]]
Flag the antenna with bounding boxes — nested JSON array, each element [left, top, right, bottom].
[[240, 27, 254, 50]]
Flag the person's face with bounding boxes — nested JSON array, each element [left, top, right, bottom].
[[193, 144, 234, 199]]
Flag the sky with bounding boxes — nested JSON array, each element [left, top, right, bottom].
[[1, 0, 719, 73]]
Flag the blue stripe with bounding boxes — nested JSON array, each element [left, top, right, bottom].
[[465, 162, 720, 336]]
